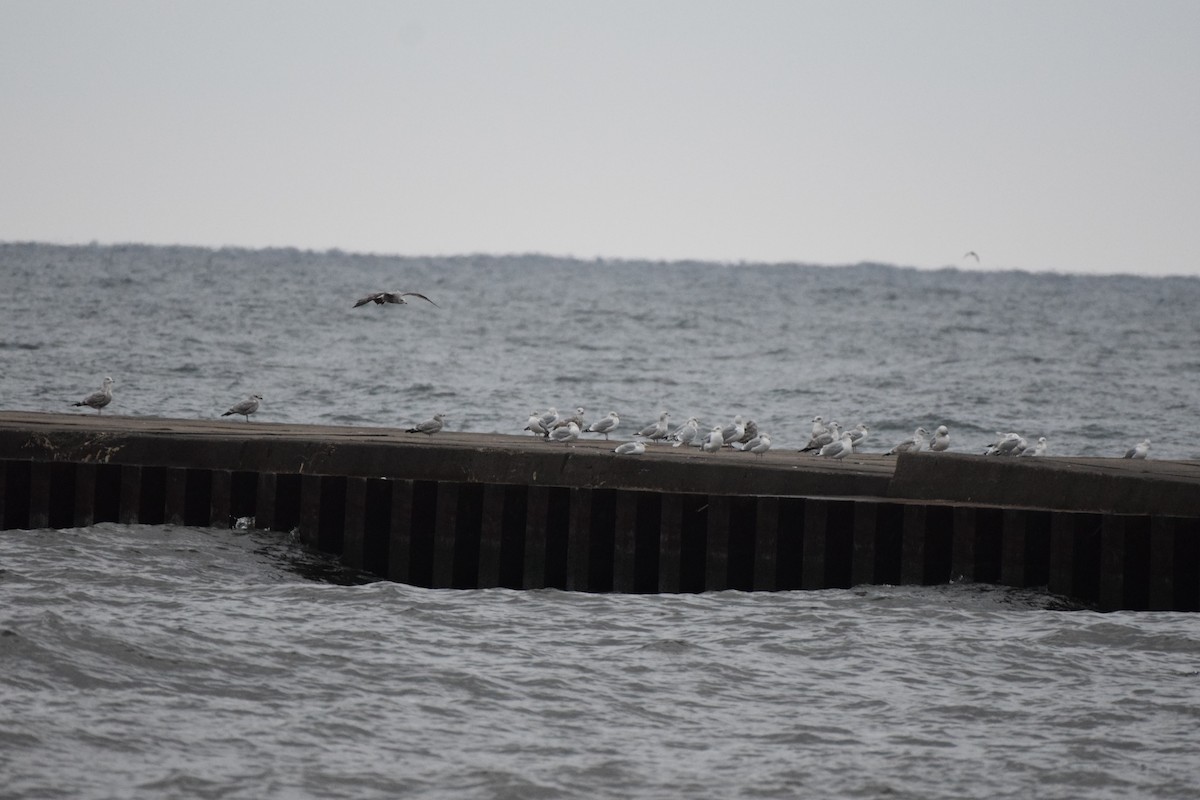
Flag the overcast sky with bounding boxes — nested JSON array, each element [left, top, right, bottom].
[[2, 1, 1198, 275]]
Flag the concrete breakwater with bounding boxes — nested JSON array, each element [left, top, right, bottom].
[[1, 411, 1198, 611]]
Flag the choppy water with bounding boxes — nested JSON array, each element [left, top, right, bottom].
[[2, 243, 1200, 798], [2, 242, 1199, 457], [3, 524, 1199, 800]]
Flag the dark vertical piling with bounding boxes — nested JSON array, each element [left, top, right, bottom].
[[209, 469, 231, 528], [658, 493, 682, 593], [477, 483, 507, 589], [431, 481, 460, 589], [387, 479, 414, 584], [165, 467, 188, 526], [119, 465, 141, 525], [612, 489, 639, 593], [727, 496, 757, 591], [852, 500, 904, 586], [342, 476, 367, 572], [73, 462, 96, 528], [298, 475, 322, 548], [704, 494, 731, 591], [566, 487, 593, 592], [523, 485, 549, 590], [254, 472, 276, 531], [753, 496, 780, 591], [28, 461, 51, 530]]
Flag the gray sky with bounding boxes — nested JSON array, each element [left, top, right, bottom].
[[3, 0, 1198, 275]]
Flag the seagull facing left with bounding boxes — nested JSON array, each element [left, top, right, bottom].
[[222, 394, 262, 422], [353, 291, 440, 308]]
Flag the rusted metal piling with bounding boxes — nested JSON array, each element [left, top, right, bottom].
[[2, 411, 1198, 611]]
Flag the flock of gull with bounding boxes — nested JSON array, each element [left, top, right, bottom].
[[519, 407, 1154, 460], [66, 287, 1152, 461], [67, 375, 1154, 461]]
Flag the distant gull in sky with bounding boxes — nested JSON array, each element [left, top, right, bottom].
[[1123, 439, 1151, 459], [406, 413, 445, 434], [614, 441, 645, 455], [222, 394, 262, 422], [73, 376, 113, 414], [964, 251, 980, 262], [587, 411, 620, 439], [353, 291, 440, 308]]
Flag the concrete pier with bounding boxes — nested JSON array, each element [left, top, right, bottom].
[[1, 411, 1198, 611]]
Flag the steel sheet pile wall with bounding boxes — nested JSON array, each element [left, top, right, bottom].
[[3, 458, 1197, 611]]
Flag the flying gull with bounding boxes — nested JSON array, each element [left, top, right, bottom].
[[354, 291, 440, 308], [73, 376, 114, 414], [406, 413, 446, 435], [222, 394, 262, 422], [964, 251, 980, 262]]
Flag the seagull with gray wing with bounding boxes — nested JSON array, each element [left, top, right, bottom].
[[354, 291, 440, 308]]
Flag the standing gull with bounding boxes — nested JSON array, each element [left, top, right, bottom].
[[406, 413, 446, 435], [354, 291, 440, 308], [524, 411, 549, 438], [885, 427, 929, 456], [819, 431, 854, 459], [700, 425, 724, 454], [222, 394, 262, 422], [637, 412, 671, 442], [587, 411, 620, 440], [73, 376, 114, 414], [671, 417, 700, 448]]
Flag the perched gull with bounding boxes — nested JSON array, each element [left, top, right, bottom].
[[406, 413, 445, 435], [848, 424, 870, 450], [700, 425, 724, 454], [550, 421, 580, 444], [524, 411, 549, 438], [984, 432, 1022, 456], [737, 420, 759, 446], [222, 394, 262, 422], [73, 376, 114, 414], [614, 441, 646, 456], [809, 416, 828, 439], [885, 427, 929, 456], [819, 431, 854, 459], [637, 412, 671, 442], [353, 291, 440, 308], [587, 411, 620, 440], [1019, 436, 1048, 457], [539, 407, 559, 430], [720, 415, 746, 446], [554, 407, 586, 430], [748, 434, 772, 457], [671, 417, 700, 448], [929, 425, 951, 452], [1123, 439, 1151, 459], [802, 421, 841, 452]]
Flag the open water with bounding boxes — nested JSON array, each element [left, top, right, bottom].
[[2, 242, 1200, 798]]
